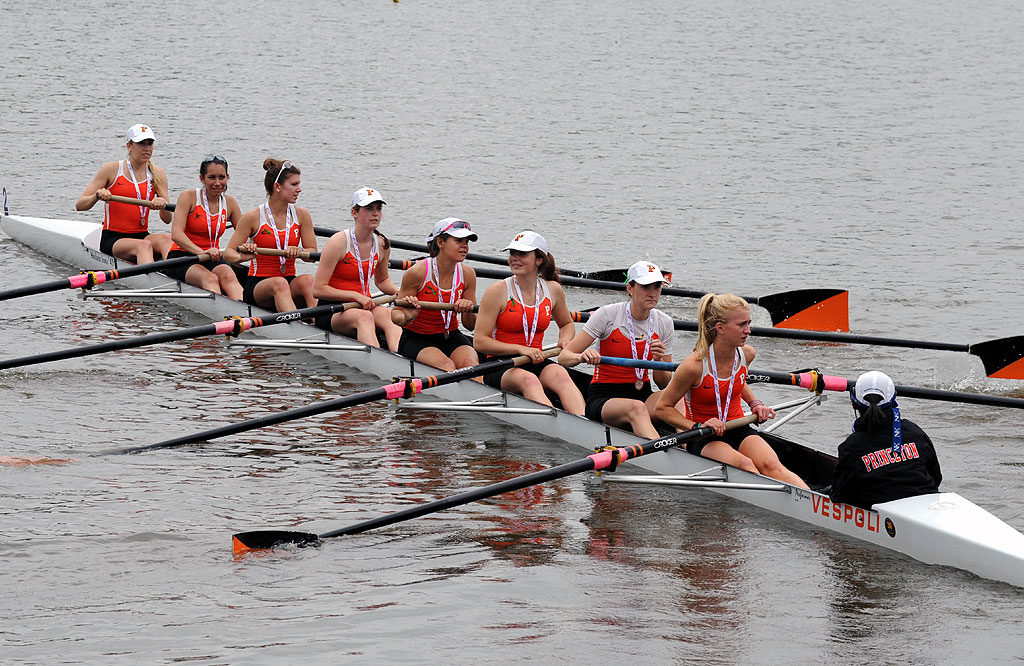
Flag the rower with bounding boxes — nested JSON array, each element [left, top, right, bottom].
[[223, 159, 318, 312], [165, 155, 244, 300], [474, 231, 585, 415], [75, 123, 173, 263], [392, 218, 479, 371], [830, 371, 942, 509], [653, 293, 810, 489], [558, 261, 677, 438], [312, 187, 402, 350]]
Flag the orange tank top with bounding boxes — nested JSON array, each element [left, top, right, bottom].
[[685, 348, 748, 422], [169, 188, 227, 253], [491, 277, 552, 350], [249, 203, 300, 277], [592, 328, 663, 384], [327, 229, 379, 297], [405, 258, 465, 335], [103, 160, 152, 232]]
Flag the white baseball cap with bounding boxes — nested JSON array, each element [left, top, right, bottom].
[[503, 230, 548, 254], [352, 187, 386, 207], [853, 371, 896, 405], [427, 217, 477, 242], [126, 124, 156, 143], [625, 261, 669, 285]]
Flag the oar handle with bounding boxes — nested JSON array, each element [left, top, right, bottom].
[[598, 356, 678, 372], [393, 300, 480, 313], [107, 194, 176, 211], [253, 247, 321, 261]]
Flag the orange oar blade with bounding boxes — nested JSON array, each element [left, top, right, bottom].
[[970, 336, 1024, 380], [759, 289, 850, 332]]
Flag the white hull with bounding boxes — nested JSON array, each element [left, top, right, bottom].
[[3, 213, 1023, 589]]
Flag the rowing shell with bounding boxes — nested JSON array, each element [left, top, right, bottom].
[[2, 213, 1023, 588]]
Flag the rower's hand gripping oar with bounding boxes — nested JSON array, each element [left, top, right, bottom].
[[106, 194, 176, 212], [231, 408, 769, 552], [105, 348, 561, 455], [0, 252, 213, 302], [387, 258, 848, 333], [0, 296, 396, 371], [571, 311, 1024, 381]]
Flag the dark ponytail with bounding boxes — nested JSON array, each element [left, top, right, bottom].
[[537, 250, 560, 282], [854, 394, 889, 433]]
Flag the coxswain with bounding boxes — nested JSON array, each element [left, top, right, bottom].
[[653, 293, 810, 488], [474, 231, 584, 414], [392, 218, 479, 371], [223, 159, 317, 312], [165, 155, 243, 299], [75, 123, 172, 263], [558, 261, 677, 438], [830, 371, 941, 509], [312, 187, 402, 350]]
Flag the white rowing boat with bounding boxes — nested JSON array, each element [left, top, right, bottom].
[[3, 211, 1023, 589]]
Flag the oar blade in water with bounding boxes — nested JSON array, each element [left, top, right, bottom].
[[232, 530, 321, 553]]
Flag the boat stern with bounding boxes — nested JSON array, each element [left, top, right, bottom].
[[875, 492, 1024, 588]]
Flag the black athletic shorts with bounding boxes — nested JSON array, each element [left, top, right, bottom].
[[686, 424, 760, 456], [584, 381, 653, 423], [397, 329, 472, 361], [99, 230, 148, 257], [242, 274, 295, 307], [163, 249, 226, 282], [480, 355, 554, 390]]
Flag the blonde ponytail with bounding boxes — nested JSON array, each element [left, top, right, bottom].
[[148, 160, 168, 200], [693, 293, 749, 359]]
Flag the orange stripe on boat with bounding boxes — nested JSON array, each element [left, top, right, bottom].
[[773, 291, 849, 332]]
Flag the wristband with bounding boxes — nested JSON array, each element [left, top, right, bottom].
[[689, 422, 703, 431]]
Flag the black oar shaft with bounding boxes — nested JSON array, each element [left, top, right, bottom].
[[112, 353, 546, 455], [316, 228, 602, 279], [321, 458, 598, 539], [749, 370, 1024, 410], [111, 386, 392, 454], [0, 301, 367, 371], [571, 311, 970, 352], [232, 414, 760, 550], [0, 254, 207, 302]]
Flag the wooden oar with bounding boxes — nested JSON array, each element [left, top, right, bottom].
[[747, 369, 1024, 410], [386, 258, 848, 333], [0, 252, 212, 302], [232, 408, 766, 551], [107, 194, 176, 211], [570, 311, 1024, 380], [0, 296, 394, 371], [311, 225, 652, 282], [253, 247, 320, 261], [104, 348, 560, 455]]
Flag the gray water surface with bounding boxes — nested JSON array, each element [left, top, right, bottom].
[[1, 1, 1022, 663]]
